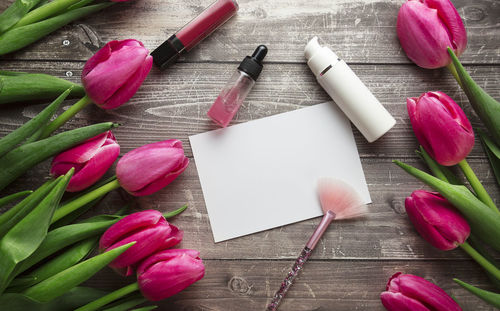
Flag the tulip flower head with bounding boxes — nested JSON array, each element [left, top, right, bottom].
[[50, 131, 120, 192], [407, 91, 474, 166], [82, 39, 153, 109], [405, 190, 470, 251], [99, 210, 183, 276], [381, 272, 462, 311], [397, 0, 467, 69], [116, 139, 189, 196], [137, 249, 205, 301]]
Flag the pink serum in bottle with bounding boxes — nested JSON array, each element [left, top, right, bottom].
[[208, 45, 267, 127]]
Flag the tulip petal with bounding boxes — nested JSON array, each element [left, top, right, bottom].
[[397, 1, 454, 68], [99, 210, 163, 250], [381, 292, 430, 311], [424, 0, 467, 55], [83, 46, 148, 105], [116, 139, 189, 196], [159, 224, 183, 250], [100, 55, 153, 110], [137, 249, 200, 276], [64, 142, 120, 192], [132, 157, 189, 197], [418, 93, 474, 165], [386, 273, 462, 311], [51, 132, 109, 165], [137, 251, 205, 301], [405, 191, 470, 250], [106, 218, 171, 271]]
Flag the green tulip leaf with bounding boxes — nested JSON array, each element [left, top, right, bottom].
[[415, 146, 462, 185], [0, 190, 32, 208], [0, 170, 72, 294], [101, 295, 147, 311], [449, 48, 500, 146], [0, 122, 117, 191], [50, 175, 118, 229], [454, 279, 500, 308], [0, 3, 112, 56], [393, 160, 500, 251], [23, 242, 135, 303], [9, 237, 98, 290], [0, 71, 84, 104], [0, 88, 69, 158], [0, 287, 106, 311], [0, 180, 58, 238], [12, 215, 120, 278], [0, 0, 42, 34], [131, 306, 158, 311], [478, 130, 500, 188]]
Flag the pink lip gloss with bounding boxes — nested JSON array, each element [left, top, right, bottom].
[[208, 45, 268, 127], [151, 0, 239, 70]]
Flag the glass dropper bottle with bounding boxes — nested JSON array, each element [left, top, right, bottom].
[[207, 45, 268, 127]]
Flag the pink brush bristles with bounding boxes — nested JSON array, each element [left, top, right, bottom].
[[318, 178, 368, 220]]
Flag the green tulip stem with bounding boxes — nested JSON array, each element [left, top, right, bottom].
[[75, 282, 140, 311], [40, 94, 93, 139], [446, 62, 463, 89], [13, 0, 84, 28], [460, 242, 500, 281], [458, 159, 498, 212], [51, 179, 121, 224]]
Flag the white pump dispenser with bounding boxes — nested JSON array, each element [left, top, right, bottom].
[[305, 37, 396, 142]]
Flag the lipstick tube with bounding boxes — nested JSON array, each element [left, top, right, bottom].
[[151, 0, 239, 70]]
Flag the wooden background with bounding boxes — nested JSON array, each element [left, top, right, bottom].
[[1, 0, 499, 310]]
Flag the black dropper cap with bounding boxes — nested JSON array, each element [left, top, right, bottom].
[[237, 45, 268, 81]]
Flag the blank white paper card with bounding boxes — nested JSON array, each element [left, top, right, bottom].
[[189, 102, 371, 242]]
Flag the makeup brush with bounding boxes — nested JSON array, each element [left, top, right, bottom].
[[266, 178, 368, 311]]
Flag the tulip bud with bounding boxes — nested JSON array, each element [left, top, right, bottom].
[[405, 190, 470, 251], [82, 39, 153, 109], [137, 249, 205, 301], [381, 272, 462, 311], [407, 91, 474, 166], [397, 0, 467, 69], [116, 139, 189, 196], [99, 210, 183, 276], [50, 131, 120, 192]]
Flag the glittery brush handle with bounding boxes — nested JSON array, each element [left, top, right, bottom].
[[266, 246, 313, 311]]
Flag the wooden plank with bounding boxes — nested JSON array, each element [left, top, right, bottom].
[[1, 158, 498, 260], [0, 0, 498, 63], [1, 61, 499, 158], [85, 259, 498, 310]]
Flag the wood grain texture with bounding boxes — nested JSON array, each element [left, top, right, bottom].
[[1, 156, 498, 261], [0, 61, 499, 158], [0, 0, 499, 310], [85, 260, 497, 310], [0, 0, 499, 63]]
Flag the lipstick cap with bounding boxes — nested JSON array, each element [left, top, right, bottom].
[[151, 35, 185, 70]]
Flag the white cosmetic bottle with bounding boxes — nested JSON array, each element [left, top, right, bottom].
[[304, 37, 396, 142]]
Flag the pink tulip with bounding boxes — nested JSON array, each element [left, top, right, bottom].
[[405, 190, 470, 251], [50, 131, 120, 192], [397, 0, 467, 69], [82, 39, 153, 109], [99, 210, 183, 276], [381, 272, 462, 311], [137, 249, 205, 301], [407, 91, 474, 166], [116, 139, 189, 196]]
